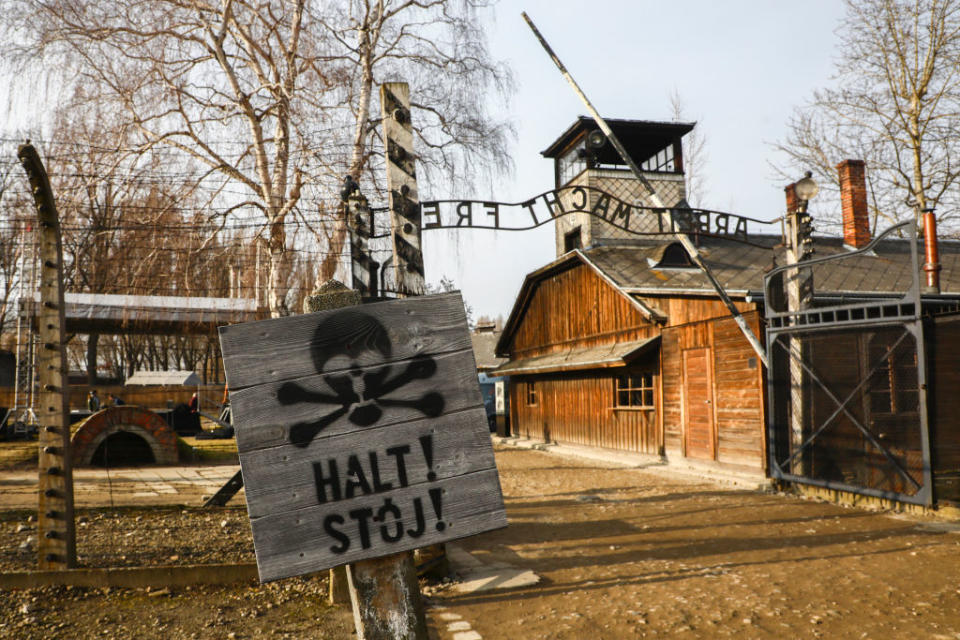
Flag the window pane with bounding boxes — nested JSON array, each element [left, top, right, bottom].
[[897, 390, 919, 413], [870, 391, 891, 414], [618, 391, 629, 406]]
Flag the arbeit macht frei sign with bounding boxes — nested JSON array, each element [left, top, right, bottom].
[[419, 185, 759, 241], [219, 292, 507, 582]]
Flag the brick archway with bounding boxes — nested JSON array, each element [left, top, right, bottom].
[[71, 406, 179, 466]]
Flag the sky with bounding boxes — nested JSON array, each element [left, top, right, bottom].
[[1, 1, 850, 322], [422, 0, 847, 322]]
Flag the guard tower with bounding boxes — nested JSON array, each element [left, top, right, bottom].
[[542, 117, 694, 257]]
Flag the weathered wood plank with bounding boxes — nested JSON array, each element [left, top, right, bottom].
[[220, 293, 470, 391], [230, 348, 482, 451], [252, 468, 506, 581], [220, 292, 506, 586], [240, 407, 495, 518]]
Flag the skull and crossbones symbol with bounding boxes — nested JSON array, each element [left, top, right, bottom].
[[278, 310, 444, 448]]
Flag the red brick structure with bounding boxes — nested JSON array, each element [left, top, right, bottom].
[[837, 159, 871, 248], [784, 181, 799, 214], [71, 406, 179, 466]]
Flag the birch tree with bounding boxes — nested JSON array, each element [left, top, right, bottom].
[[0, 155, 26, 340], [776, 0, 960, 232], [6, 0, 513, 316], [669, 90, 708, 208]]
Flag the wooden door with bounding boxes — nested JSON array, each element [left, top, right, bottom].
[[683, 347, 716, 460]]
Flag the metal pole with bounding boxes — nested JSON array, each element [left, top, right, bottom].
[[522, 12, 768, 368]]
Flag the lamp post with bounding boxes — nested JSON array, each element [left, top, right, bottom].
[[787, 172, 817, 477], [791, 172, 818, 305], [794, 172, 819, 212]]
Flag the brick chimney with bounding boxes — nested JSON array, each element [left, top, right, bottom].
[[784, 182, 799, 213], [837, 159, 870, 249]]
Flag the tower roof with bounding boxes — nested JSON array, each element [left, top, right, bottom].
[[541, 117, 695, 165]]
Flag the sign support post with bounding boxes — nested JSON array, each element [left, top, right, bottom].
[[303, 277, 428, 637], [381, 82, 425, 298]]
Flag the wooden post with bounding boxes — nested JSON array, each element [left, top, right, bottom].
[[381, 82, 425, 298], [784, 187, 813, 476], [347, 552, 427, 639], [347, 190, 375, 297], [380, 79, 450, 587], [328, 563, 351, 606], [17, 143, 76, 570], [302, 279, 428, 638]]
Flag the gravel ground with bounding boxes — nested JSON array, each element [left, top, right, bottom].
[[0, 506, 254, 571], [427, 446, 960, 640], [5, 444, 960, 639], [0, 577, 353, 639], [0, 507, 357, 639]]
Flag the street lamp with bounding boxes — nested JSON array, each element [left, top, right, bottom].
[[794, 171, 819, 212]]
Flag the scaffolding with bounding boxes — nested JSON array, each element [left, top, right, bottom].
[[5, 223, 39, 435]]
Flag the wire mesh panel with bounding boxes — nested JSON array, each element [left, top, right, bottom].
[[764, 221, 935, 505], [926, 313, 960, 504], [768, 325, 926, 500]]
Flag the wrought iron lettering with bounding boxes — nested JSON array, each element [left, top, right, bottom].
[[419, 185, 772, 245]]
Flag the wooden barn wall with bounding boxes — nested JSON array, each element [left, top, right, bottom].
[[509, 370, 659, 455], [510, 263, 656, 358], [637, 296, 754, 328], [660, 309, 765, 469]]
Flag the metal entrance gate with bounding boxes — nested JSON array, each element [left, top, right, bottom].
[[764, 222, 939, 505]]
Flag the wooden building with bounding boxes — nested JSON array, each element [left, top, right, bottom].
[[493, 118, 960, 479], [493, 237, 771, 471]]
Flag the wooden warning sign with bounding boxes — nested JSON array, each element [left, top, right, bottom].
[[219, 292, 507, 582]]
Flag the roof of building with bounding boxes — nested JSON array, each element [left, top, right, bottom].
[[496, 232, 960, 358], [541, 117, 695, 165], [584, 237, 778, 296], [492, 336, 659, 377], [585, 234, 960, 297], [125, 370, 201, 386], [23, 292, 258, 335], [471, 327, 507, 371]]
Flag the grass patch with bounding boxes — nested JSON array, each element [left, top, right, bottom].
[[0, 440, 38, 470], [178, 436, 238, 464]]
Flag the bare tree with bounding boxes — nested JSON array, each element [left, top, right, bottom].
[[6, 0, 514, 316], [776, 0, 960, 233], [669, 90, 708, 208], [0, 152, 26, 342], [426, 275, 474, 327]]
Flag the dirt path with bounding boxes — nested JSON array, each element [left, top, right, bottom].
[[3, 443, 960, 639], [427, 445, 960, 640]]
